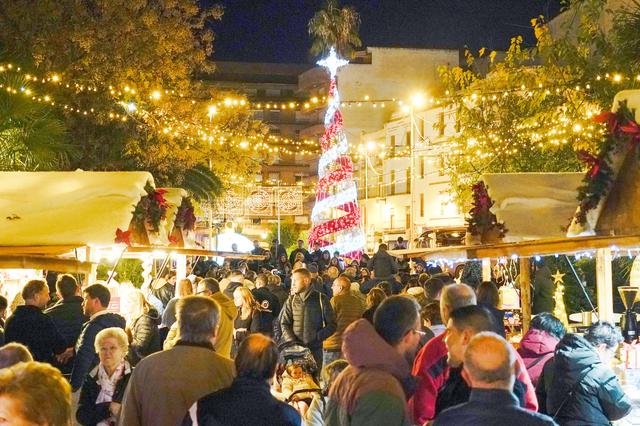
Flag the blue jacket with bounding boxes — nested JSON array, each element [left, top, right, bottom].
[[188, 376, 300, 426], [5, 305, 67, 363], [71, 311, 126, 391], [435, 389, 557, 426]]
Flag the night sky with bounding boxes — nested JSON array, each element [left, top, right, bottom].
[[207, 0, 563, 64]]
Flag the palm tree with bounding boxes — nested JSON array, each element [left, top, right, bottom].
[[308, 0, 362, 59], [0, 73, 72, 170]]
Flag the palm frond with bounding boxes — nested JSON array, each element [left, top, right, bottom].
[[182, 164, 223, 201]]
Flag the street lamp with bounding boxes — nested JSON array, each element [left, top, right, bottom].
[[406, 92, 426, 249]]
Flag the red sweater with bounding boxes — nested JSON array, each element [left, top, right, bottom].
[[410, 333, 538, 424]]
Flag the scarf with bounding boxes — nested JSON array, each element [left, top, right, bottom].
[[96, 361, 125, 426]]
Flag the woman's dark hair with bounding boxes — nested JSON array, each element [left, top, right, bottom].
[[376, 281, 392, 297], [530, 312, 566, 340], [424, 277, 444, 301], [476, 281, 499, 308], [235, 334, 279, 380], [423, 301, 442, 325]]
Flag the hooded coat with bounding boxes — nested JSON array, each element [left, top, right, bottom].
[[545, 334, 631, 425], [324, 319, 415, 426], [517, 329, 560, 387], [128, 308, 162, 366]]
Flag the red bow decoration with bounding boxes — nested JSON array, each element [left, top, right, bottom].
[[152, 189, 168, 206], [168, 234, 179, 246], [593, 111, 620, 133], [620, 120, 640, 146], [114, 228, 132, 246], [577, 150, 602, 178]]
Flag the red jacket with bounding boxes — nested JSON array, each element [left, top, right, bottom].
[[517, 328, 559, 387], [410, 333, 538, 424]]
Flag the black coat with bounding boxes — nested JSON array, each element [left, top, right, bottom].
[[71, 312, 126, 392], [190, 376, 301, 426], [5, 305, 67, 363], [289, 248, 311, 265], [252, 287, 281, 317], [45, 295, 88, 373], [128, 309, 161, 366], [533, 266, 555, 314], [151, 283, 174, 309], [543, 334, 631, 425], [367, 250, 398, 279], [45, 295, 88, 346], [280, 288, 336, 350], [76, 362, 132, 426]]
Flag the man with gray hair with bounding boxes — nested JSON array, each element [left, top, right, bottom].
[[119, 296, 235, 426], [0, 342, 33, 368], [434, 332, 556, 425], [410, 283, 477, 423]]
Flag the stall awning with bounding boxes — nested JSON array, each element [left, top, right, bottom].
[[482, 173, 584, 242], [0, 171, 152, 247]]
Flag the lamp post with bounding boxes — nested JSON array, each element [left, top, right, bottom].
[[403, 93, 425, 249]]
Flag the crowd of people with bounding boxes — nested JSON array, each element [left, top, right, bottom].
[[0, 238, 633, 425]]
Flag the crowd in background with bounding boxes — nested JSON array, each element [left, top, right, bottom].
[[0, 237, 632, 426]]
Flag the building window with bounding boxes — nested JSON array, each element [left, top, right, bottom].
[[268, 172, 280, 183], [390, 207, 395, 229], [295, 174, 306, 184], [255, 174, 263, 183], [390, 170, 395, 195], [378, 173, 383, 196], [439, 191, 458, 217], [405, 206, 411, 229], [420, 157, 425, 179], [256, 89, 266, 97], [390, 135, 396, 156], [281, 89, 294, 97], [406, 168, 411, 194], [438, 112, 445, 136], [455, 110, 461, 133], [269, 110, 281, 122], [439, 155, 446, 176], [420, 193, 424, 217], [406, 130, 411, 147], [419, 118, 424, 141]]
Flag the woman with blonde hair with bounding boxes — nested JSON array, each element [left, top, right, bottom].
[[362, 287, 387, 324], [122, 289, 161, 366], [77, 327, 131, 425], [232, 287, 270, 357]]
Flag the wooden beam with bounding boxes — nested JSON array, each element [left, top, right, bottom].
[[596, 248, 614, 323], [124, 246, 266, 260], [0, 256, 92, 274], [0, 245, 81, 256], [467, 234, 640, 259], [519, 258, 532, 333]]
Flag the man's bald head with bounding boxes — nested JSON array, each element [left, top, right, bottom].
[[464, 332, 515, 390], [235, 334, 279, 381], [332, 275, 351, 295], [441, 283, 476, 323]]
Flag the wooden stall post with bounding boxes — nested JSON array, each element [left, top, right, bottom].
[[519, 257, 531, 333], [481, 258, 492, 282], [84, 246, 97, 287], [596, 248, 614, 323], [175, 254, 187, 281]]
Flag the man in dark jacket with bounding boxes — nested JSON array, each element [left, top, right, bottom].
[[252, 273, 281, 317], [186, 333, 300, 425], [223, 270, 245, 300], [280, 268, 336, 370], [5, 279, 70, 364], [71, 284, 126, 392], [0, 295, 7, 346], [45, 274, 88, 375], [270, 239, 287, 262], [435, 332, 556, 426], [540, 322, 631, 425], [367, 244, 398, 279], [289, 239, 311, 265]]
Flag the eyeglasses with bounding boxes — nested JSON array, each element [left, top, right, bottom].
[[409, 328, 427, 337]]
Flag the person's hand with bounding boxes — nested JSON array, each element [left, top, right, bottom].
[[56, 347, 74, 364], [109, 402, 121, 416]]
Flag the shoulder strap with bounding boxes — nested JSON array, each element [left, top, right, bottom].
[[552, 366, 593, 420], [525, 354, 549, 370], [318, 292, 326, 328]]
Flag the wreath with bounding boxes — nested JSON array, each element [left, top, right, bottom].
[[131, 182, 168, 233]]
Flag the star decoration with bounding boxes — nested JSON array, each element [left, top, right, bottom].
[[552, 270, 565, 284], [317, 47, 349, 79]]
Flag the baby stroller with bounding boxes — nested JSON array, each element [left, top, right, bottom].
[[275, 344, 323, 417]]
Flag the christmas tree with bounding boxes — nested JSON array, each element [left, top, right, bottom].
[[308, 48, 364, 258], [552, 270, 569, 327]]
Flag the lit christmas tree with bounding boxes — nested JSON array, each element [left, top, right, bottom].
[[308, 48, 364, 258], [552, 270, 569, 327]]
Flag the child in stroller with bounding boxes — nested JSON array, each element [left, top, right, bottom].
[[273, 344, 322, 417]]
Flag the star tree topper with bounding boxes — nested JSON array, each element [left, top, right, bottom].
[[317, 47, 349, 79], [552, 270, 566, 284]]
